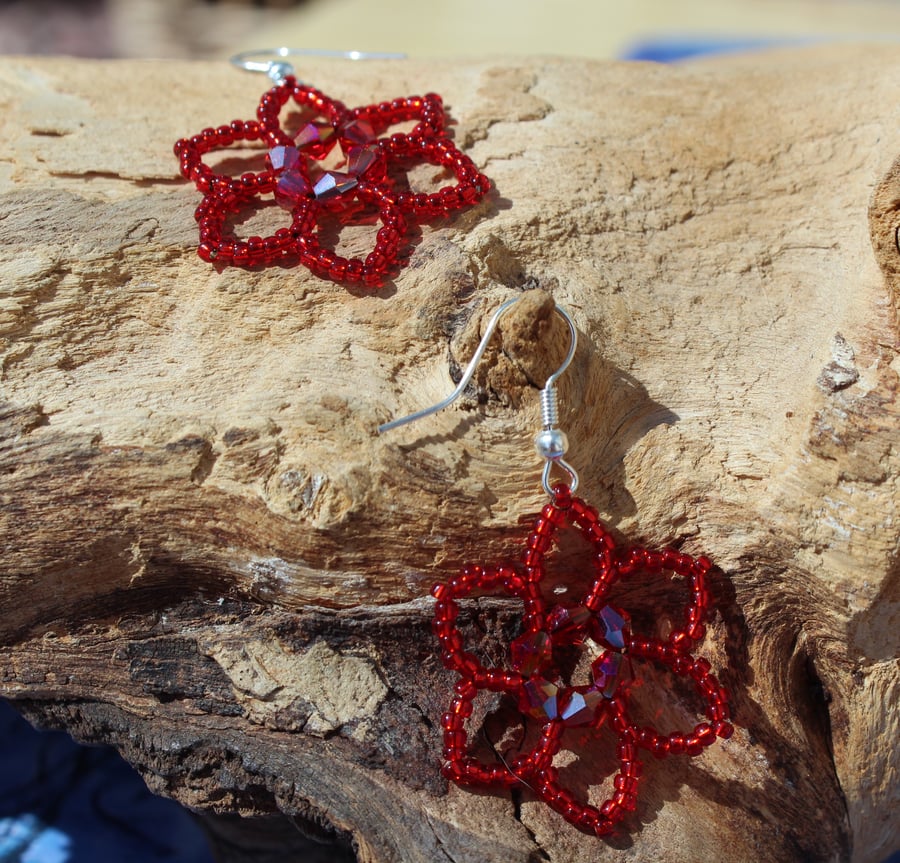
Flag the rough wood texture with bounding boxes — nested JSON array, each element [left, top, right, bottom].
[[1, 47, 898, 863]]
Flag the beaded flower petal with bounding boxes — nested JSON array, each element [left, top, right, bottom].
[[173, 76, 491, 286], [431, 484, 733, 837]]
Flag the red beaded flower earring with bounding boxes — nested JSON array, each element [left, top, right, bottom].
[[173, 48, 491, 286], [379, 296, 733, 837]]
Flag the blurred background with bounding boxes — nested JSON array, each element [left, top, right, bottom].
[[2, 0, 900, 61], [3, 0, 900, 860]]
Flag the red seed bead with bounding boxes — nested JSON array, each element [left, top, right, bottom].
[[673, 654, 693, 674], [441, 711, 462, 731], [646, 551, 665, 570], [522, 549, 544, 568], [652, 736, 670, 759], [442, 631, 463, 653], [450, 697, 472, 718], [686, 605, 705, 625], [616, 741, 637, 761], [707, 704, 725, 722], [661, 548, 681, 568], [668, 733, 686, 755], [623, 760, 643, 778], [694, 722, 717, 746], [197, 242, 219, 263], [686, 622, 706, 641], [453, 679, 477, 699], [637, 726, 657, 749], [691, 657, 713, 679], [615, 774, 640, 794], [431, 620, 454, 638], [441, 760, 464, 782], [685, 735, 704, 756], [600, 800, 620, 820], [612, 790, 635, 812], [714, 720, 735, 739], [670, 631, 693, 653], [443, 729, 466, 748], [457, 652, 482, 676]]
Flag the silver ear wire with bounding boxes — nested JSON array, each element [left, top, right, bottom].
[[230, 48, 407, 85], [378, 295, 580, 495]]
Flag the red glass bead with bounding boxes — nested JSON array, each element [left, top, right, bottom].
[[457, 652, 482, 676], [685, 735, 704, 756], [546, 604, 591, 643], [652, 736, 670, 759], [691, 657, 712, 679], [593, 604, 630, 650], [509, 630, 553, 675], [646, 551, 665, 570], [600, 801, 620, 819], [713, 720, 735, 739], [610, 711, 630, 733], [558, 687, 603, 727], [616, 741, 637, 761], [454, 679, 477, 699], [686, 622, 706, 641], [590, 650, 633, 699], [441, 711, 462, 731], [637, 726, 658, 748], [614, 774, 640, 794], [669, 630, 693, 653], [668, 732, 686, 755], [623, 760, 643, 778], [533, 516, 555, 536], [694, 722, 716, 746], [519, 677, 559, 721]]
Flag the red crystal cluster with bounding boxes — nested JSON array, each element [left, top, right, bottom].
[[431, 484, 733, 836], [173, 77, 491, 285]]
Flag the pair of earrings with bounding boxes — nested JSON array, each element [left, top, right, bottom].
[[379, 297, 733, 837], [176, 55, 733, 838], [173, 49, 491, 285]]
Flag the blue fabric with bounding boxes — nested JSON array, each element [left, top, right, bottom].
[[0, 700, 214, 863]]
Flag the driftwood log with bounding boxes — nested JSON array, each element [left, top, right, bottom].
[[1, 46, 899, 863]]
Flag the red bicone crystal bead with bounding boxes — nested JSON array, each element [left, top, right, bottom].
[[509, 630, 553, 676], [547, 604, 591, 644], [312, 170, 358, 201], [340, 118, 376, 148], [590, 650, 634, 699], [559, 687, 603, 727], [593, 604, 630, 650], [268, 145, 301, 172], [274, 170, 311, 209], [346, 144, 379, 177], [519, 676, 559, 721], [294, 121, 337, 156]]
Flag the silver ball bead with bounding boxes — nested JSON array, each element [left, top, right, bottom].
[[534, 428, 568, 460], [267, 61, 294, 83]]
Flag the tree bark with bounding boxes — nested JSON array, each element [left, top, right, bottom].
[[1, 46, 898, 863]]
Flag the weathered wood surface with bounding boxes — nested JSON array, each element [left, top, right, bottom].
[[1, 47, 898, 863]]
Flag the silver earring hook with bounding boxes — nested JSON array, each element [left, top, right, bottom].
[[230, 47, 407, 85], [378, 295, 580, 496]]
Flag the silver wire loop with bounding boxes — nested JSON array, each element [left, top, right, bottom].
[[377, 295, 580, 495], [230, 48, 406, 84], [542, 459, 579, 496]]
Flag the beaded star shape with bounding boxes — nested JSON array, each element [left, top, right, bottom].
[[431, 484, 733, 836], [174, 76, 491, 285]]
